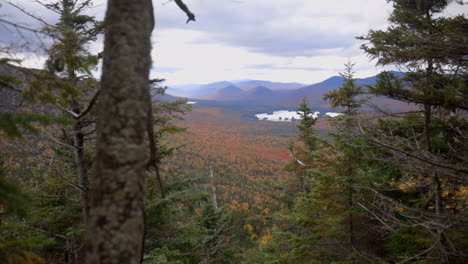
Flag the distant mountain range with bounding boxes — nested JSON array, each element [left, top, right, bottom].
[[166, 71, 412, 112], [169, 80, 305, 98], [0, 62, 411, 114]]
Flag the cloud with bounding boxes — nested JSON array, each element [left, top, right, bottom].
[[155, 0, 393, 57], [152, 66, 184, 73], [243, 63, 332, 72], [0, 0, 56, 47], [2, 0, 466, 87]]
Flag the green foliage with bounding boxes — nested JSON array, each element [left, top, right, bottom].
[[0, 154, 30, 217], [250, 98, 351, 264], [351, 1, 468, 263], [296, 97, 317, 149], [386, 229, 432, 260], [0, 178, 29, 218], [0, 112, 71, 139], [0, 155, 55, 264], [144, 178, 239, 264], [22, 151, 86, 263], [0, 222, 53, 264], [0, 2, 102, 262], [323, 61, 364, 115]]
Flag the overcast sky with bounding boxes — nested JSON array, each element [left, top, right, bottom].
[[0, 0, 466, 86]]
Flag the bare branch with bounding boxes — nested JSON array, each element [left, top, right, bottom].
[[357, 202, 395, 232], [289, 148, 307, 167], [42, 130, 78, 150], [5, 1, 55, 28], [174, 0, 196, 23], [0, 17, 44, 34], [75, 89, 100, 119]]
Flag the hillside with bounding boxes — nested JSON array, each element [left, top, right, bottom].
[[160, 104, 337, 206]]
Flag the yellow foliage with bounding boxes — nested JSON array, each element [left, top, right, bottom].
[[6, 250, 44, 264], [399, 178, 417, 191], [244, 223, 258, 240], [395, 204, 405, 212], [456, 186, 468, 202], [244, 224, 254, 233], [260, 232, 273, 245]]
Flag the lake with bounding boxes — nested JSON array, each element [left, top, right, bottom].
[[255, 110, 343, 122]]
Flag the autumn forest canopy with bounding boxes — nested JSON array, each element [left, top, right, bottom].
[[0, 0, 467, 264]]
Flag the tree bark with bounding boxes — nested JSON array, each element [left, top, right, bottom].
[[70, 96, 90, 225], [85, 0, 154, 263], [73, 119, 89, 224]]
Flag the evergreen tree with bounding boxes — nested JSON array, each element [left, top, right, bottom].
[[25, 0, 103, 225], [354, 0, 468, 262], [287, 97, 321, 193], [1, 2, 103, 262], [250, 99, 350, 263], [323, 60, 364, 115], [323, 61, 365, 254]]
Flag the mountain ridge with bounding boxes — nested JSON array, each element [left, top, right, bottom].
[[171, 71, 414, 112]]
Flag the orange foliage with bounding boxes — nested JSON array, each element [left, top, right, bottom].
[[162, 106, 298, 206]]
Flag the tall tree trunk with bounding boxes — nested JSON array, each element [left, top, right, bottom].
[[347, 161, 354, 248], [85, 0, 154, 263], [73, 119, 89, 224], [71, 97, 89, 225]]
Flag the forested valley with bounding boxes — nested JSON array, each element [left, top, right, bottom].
[[0, 0, 467, 263]]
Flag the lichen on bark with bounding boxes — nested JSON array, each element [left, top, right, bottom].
[[85, 0, 154, 263]]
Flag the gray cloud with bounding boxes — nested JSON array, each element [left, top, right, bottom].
[[154, 0, 386, 57], [1, 0, 380, 58], [243, 63, 334, 71], [0, 0, 96, 53], [152, 66, 184, 73]]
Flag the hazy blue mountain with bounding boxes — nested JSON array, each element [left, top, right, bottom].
[[248, 86, 273, 96], [165, 71, 412, 112], [167, 83, 200, 97], [198, 71, 412, 112], [289, 72, 409, 110], [170, 80, 306, 98], [190, 81, 235, 98], [206, 85, 244, 100], [299, 76, 344, 93], [233, 80, 305, 90]]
